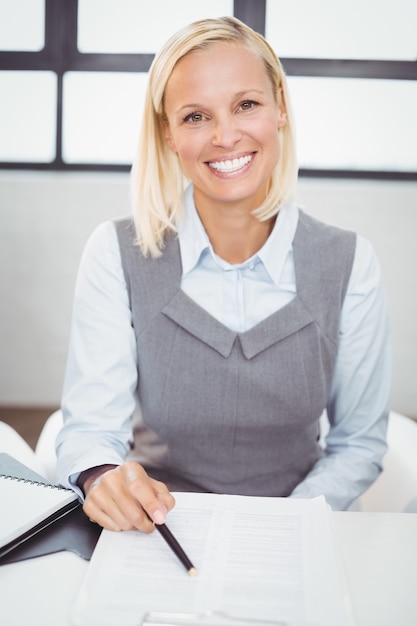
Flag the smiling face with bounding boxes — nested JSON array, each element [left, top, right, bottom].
[[162, 41, 287, 217]]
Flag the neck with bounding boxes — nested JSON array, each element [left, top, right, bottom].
[[196, 203, 275, 264]]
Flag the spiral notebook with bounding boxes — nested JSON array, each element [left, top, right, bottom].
[[0, 464, 78, 558]]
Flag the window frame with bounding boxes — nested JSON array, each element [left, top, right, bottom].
[[0, 0, 416, 179]]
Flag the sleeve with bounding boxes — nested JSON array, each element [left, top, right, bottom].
[[55, 221, 138, 496], [290, 235, 392, 510]]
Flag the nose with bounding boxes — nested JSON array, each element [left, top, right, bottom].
[[212, 114, 241, 149]]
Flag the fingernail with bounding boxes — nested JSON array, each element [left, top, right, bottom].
[[152, 506, 167, 525]]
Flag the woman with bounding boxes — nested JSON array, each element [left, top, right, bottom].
[[56, 17, 391, 533]]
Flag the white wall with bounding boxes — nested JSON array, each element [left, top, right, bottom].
[[297, 177, 417, 419], [0, 171, 416, 417]]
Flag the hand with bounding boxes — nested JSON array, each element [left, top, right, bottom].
[[82, 461, 175, 533]]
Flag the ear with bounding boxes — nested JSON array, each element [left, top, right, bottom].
[[277, 99, 287, 129], [161, 118, 177, 153], [275, 86, 287, 129]]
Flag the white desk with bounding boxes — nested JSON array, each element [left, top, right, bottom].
[[334, 512, 417, 626], [0, 512, 416, 626]]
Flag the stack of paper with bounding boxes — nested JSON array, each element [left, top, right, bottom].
[[72, 493, 354, 626]]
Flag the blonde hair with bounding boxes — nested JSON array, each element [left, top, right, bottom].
[[131, 16, 298, 257]]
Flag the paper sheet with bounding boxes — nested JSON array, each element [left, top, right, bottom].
[[72, 494, 353, 626]]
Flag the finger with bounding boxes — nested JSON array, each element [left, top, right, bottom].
[[121, 463, 173, 525], [83, 482, 137, 531], [87, 466, 155, 532], [151, 478, 176, 513], [83, 500, 125, 532]]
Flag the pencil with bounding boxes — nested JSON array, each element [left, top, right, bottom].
[[154, 522, 197, 575]]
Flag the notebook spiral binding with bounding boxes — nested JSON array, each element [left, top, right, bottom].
[[0, 473, 68, 490]]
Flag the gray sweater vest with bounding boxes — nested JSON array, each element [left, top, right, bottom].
[[115, 210, 356, 497]]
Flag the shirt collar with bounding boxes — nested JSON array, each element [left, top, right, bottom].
[[178, 184, 299, 285], [256, 201, 299, 286], [179, 185, 211, 276]]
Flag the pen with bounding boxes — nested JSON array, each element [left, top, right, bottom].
[[153, 521, 197, 576]]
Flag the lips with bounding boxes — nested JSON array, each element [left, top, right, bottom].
[[207, 153, 254, 174]]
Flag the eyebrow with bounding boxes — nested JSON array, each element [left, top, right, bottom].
[[174, 90, 267, 115]]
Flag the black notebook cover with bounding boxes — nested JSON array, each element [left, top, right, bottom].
[[0, 453, 102, 564]]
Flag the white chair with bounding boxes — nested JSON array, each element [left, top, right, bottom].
[[34, 409, 63, 483], [360, 411, 417, 513], [0, 420, 46, 476]]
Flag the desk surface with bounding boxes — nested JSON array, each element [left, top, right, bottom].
[[0, 512, 416, 626], [334, 512, 417, 626]]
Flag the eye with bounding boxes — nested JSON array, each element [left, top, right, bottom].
[[238, 100, 259, 112], [183, 111, 205, 123]]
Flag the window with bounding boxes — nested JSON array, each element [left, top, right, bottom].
[[0, 70, 56, 162], [0, 0, 416, 179], [265, 0, 417, 61], [77, 0, 234, 53], [0, 0, 45, 51], [62, 71, 147, 165], [288, 77, 417, 172], [266, 0, 417, 177]]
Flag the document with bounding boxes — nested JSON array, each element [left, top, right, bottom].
[[72, 493, 354, 626]]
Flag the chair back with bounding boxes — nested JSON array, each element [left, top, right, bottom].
[[360, 412, 417, 512]]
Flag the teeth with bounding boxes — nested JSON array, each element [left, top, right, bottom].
[[208, 154, 252, 173]]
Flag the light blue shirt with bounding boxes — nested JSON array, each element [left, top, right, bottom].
[[180, 186, 298, 333], [57, 185, 391, 510]]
